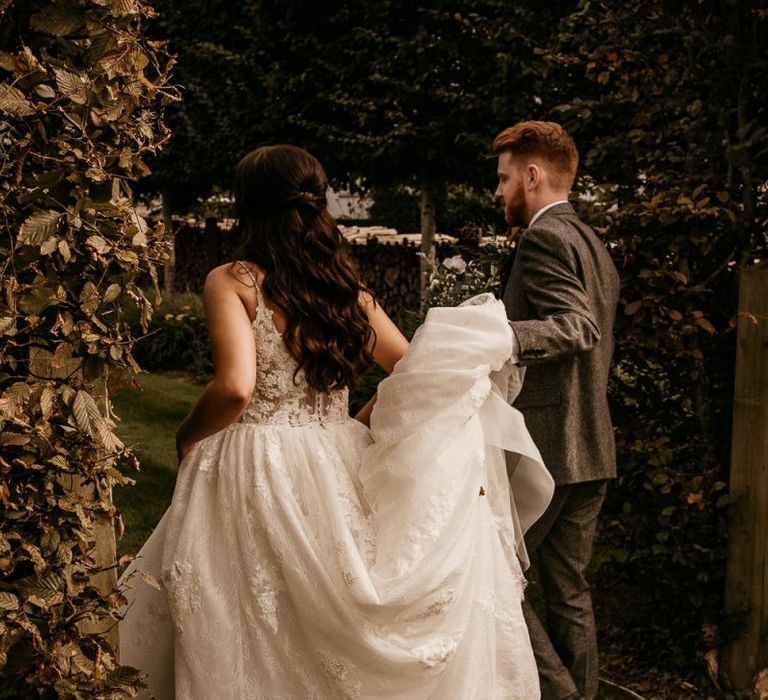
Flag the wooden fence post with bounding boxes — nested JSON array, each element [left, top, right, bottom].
[[28, 349, 119, 650], [724, 261, 768, 692], [162, 192, 175, 294]]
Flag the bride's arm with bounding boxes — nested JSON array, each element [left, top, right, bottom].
[[175, 266, 258, 461], [354, 293, 409, 426]]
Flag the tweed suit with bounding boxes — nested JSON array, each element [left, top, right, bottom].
[[503, 202, 619, 700]]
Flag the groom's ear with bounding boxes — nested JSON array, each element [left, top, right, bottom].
[[526, 164, 542, 190]]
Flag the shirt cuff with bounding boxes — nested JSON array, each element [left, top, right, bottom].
[[509, 325, 521, 365]]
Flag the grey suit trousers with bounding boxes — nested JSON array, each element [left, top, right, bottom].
[[522, 480, 608, 700]]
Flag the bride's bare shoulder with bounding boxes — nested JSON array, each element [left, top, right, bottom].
[[205, 261, 258, 289]]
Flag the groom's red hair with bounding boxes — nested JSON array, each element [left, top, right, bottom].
[[492, 121, 579, 192]]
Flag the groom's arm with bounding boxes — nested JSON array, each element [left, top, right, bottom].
[[509, 226, 600, 366]]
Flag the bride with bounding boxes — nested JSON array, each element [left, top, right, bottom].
[[118, 145, 554, 699]]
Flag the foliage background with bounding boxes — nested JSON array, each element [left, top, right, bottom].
[[128, 292, 212, 376], [132, 0, 768, 690], [0, 0, 173, 695], [2, 0, 764, 694], [544, 0, 768, 687]]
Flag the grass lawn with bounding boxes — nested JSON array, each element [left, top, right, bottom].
[[112, 371, 203, 558]]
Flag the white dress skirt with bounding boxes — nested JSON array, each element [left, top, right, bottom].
[[118, 291, 554, 699]]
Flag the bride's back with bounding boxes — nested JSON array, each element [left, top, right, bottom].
[[233, 260, 349, 428]]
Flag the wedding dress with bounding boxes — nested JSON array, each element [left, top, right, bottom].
[[118, 286, 554, 699]]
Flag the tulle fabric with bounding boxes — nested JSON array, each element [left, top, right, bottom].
[[119, 293, 553, 699]]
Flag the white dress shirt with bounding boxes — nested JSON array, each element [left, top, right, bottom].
[[527, 199, 569, 228]]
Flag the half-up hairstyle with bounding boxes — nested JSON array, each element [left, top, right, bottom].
[[234, 145, 376, 392]]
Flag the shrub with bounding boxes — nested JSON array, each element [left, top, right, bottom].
[[130, 292, 213, 375], [551, 1, 767, 678], [425, 243, 513, 308], [0, 1, 173, 696]]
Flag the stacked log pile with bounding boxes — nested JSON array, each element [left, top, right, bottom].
[[169, 218, 456, 321]]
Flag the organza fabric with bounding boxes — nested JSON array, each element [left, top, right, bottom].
[[118, 292, 553, 699]]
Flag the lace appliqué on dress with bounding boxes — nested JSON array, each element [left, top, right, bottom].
[[318, 649, 363, 699], [248, 560, 286, 634], [233, 266, 349, 428], [163, 560, 202, 625]]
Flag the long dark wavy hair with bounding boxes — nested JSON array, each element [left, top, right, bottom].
[[234, 145, 375, 392]]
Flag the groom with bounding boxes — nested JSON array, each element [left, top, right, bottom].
[[493, 121, 619, 700]]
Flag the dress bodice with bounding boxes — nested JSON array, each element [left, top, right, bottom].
[[234, 262, 349, 427]]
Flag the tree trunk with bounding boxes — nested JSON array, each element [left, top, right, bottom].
[[419, 179, 437, 311], [723, 262, 768, 692], [162, 191, 175, 295]]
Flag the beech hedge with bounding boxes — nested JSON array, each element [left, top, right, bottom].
[[0, 1, 174, 695]]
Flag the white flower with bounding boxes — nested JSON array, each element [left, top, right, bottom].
[[442, 255, 467, 274]]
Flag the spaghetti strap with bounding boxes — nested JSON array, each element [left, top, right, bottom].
[[236, 260, 265, 312]]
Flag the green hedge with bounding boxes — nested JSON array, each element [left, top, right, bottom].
[[129, 292, 213, 376]]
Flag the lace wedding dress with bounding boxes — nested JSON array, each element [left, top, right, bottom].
[[118, 284, 554, 699]]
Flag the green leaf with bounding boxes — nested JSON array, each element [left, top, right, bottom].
[[18, 210, 60, 246]]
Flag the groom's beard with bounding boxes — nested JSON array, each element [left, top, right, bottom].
[[504, 182, 528, 227]]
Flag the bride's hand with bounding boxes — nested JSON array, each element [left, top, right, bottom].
[[354, 394, 377, 427]]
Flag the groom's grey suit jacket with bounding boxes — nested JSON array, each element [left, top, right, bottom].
[[503, 202, 620, 485]]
